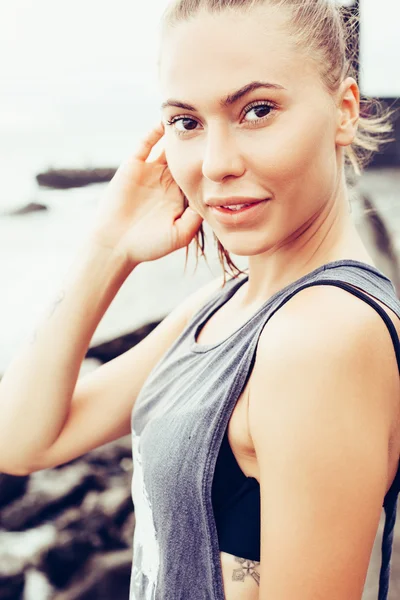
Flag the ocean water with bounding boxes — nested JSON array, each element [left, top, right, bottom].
[[0, 128, 230, 374]]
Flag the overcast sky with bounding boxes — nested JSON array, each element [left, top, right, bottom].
[[0, 0, 397, 135]]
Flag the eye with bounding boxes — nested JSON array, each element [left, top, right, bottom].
[[164, 100, 278, 137], [165, 116, 199, 136], [243, 101, 277, 125]]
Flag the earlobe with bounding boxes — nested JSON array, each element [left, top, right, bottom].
[[335, 77, 360, 147]]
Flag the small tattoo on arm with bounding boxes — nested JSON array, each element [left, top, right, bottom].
[[28, 290, 65, 346], [47, 290, 65, 318], [232, 557, 260, 586]]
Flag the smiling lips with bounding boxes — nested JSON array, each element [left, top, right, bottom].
[[209, 199, 270, 224], [206, 196, 270, 207]]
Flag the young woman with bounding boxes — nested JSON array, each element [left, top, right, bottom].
[[0, 1, 399, 599]]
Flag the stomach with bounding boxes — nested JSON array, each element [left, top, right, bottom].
[[220, 551, 261, 600]]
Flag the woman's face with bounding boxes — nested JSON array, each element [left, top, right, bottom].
[[159, 6, 343, 256]]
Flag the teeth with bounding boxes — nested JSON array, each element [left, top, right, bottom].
[[223, 204, 251, 210]]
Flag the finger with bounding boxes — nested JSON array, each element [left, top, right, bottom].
[[174, 205, 204, 246], [134, 122, 165, 162]]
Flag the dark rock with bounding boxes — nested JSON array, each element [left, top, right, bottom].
[[36, 168, 117, 189], [85, 435, 132, 469], [86, 321, 162, 363], [0, 473, 29, 509], [52, 549, 133, 600], [0, 573, 24, 600], [1, 464, 106, 531], [41, 531, 95, 588], [38, 487, 133, 588], [0, 556, 26, 600], [2, 202, 48, 216], [0, 435, 135, 598]]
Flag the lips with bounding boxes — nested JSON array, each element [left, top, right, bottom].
[[219, 201, 263, 211], [206, 197, 270, 208], [209, 199, 270, 224]]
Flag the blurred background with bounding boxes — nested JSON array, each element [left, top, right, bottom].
[[0, 0, 399, 598]]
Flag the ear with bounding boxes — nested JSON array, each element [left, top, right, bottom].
[[335, 77, 360, 147]]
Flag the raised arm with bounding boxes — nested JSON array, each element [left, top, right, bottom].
[[248, 284, 398, 600]]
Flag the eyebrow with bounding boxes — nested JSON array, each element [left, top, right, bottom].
[[160, 80, 286, 111]]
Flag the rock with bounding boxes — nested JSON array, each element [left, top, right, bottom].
[[36, 168, 117, 189], [38, 487, 133, 588], [51, 549, 133, 600], [0, 524, 56, 566], [2, 202, 48, 216], [0, 473, 29, 509], [0, 556, 26, 600], [23, 568, 54, 600], [40, 530, 96, 588], [81, 486, 133, 526], [85, 435, 132, 470], [0, 463, 106, 531], [0, 572, 25, 600], [85, 320, 162, 363]]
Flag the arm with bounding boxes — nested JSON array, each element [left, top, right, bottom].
[[0, 240, 134, 475], [248, 285, 397, 600], [24, 272, 224, 474]]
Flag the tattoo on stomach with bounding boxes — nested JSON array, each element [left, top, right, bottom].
[[232, 557, 260, 586]]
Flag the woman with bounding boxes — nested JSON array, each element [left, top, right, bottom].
[[0, 0, 399, 599]]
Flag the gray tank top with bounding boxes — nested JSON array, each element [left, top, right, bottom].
[[129, 259, 400, 600]]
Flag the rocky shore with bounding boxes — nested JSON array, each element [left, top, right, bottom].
[[0, 437, 134, 600], [36, 168, 117, 190]]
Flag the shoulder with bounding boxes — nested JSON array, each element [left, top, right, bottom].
[[257, 281, 397, 366], [249, 281, 397, 462]]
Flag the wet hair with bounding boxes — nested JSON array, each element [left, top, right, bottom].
[[159, 0, 396, 282]]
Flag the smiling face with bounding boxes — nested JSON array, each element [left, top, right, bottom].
[[158, 5, 345, 257]]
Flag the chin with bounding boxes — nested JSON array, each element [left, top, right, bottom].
[[214, 236, 272, 258]]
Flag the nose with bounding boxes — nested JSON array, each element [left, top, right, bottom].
[[201, 124, 246, 182]]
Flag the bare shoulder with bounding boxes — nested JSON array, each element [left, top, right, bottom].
[[250, 282, 400, 461], [258, 282, 399, 373]]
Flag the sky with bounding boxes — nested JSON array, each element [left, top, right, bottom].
[[0, 0, 170, 135], [0, 0, 398, 137]]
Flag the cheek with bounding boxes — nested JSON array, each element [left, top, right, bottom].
[[252, 111, 335, 184], [165, 141, 198, 195]]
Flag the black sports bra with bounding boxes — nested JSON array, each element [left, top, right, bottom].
[[212, 429, 261, 561]]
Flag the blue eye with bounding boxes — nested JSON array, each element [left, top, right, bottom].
[[165, 100, 277, 136]]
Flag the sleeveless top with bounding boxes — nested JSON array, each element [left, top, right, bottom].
[[129, 259, 400, 600]]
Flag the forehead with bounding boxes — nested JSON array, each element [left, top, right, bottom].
[[159, 7, 315, 99]]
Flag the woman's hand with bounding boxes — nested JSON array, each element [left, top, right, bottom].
[[89, 122, 203, 267]]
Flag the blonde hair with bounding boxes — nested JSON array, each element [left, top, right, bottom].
[[159, 0, 396, 282]]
